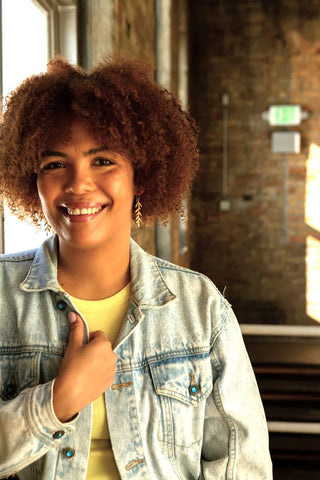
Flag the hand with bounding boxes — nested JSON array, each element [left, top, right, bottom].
[[53, 312, 117, 423]]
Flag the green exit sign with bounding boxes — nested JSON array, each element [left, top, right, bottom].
[[267, 105, 302, 126], [275, 106, 297, 124]]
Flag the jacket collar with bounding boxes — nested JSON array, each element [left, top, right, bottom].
[[129, 238, 175, 308], [20, 236, 175, 308], [20, 236, 60, 292]]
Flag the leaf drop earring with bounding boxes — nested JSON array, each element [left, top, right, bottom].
[[135, 196, 143, 228]]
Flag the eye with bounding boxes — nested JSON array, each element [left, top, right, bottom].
[[40, 161, 65, 171], [93, 157, 115, 167]]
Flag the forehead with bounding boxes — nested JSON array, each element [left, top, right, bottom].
[[46, 121, 96, 148], [45, 119, 123, 153]]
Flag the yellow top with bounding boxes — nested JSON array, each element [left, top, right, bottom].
[[68, 283, 131, 480]]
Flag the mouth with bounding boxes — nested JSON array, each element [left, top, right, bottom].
[[60, 204, 107, 222], [66, 205, 105, 216]]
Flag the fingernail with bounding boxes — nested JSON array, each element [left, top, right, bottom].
[[68, 311, 77, 324]]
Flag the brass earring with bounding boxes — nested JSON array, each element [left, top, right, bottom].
[[135, 196, 142, 228]]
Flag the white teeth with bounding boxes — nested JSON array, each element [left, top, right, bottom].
[[67, 206, 103, 216]]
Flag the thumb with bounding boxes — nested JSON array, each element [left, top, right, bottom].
[[68, 311, 85, 346]]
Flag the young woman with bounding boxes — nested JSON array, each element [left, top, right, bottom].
[[0, 57, 272, 479]]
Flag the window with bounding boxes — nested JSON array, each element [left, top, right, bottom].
[[0, 0, 77, 253]]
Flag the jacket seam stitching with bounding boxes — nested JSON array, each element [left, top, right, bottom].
[[116, 348, 211, 371]]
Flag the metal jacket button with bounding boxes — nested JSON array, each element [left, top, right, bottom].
[[53, 430, 65, 439], [2, 374, 18, 400], [189, 373, 201, 395], [57, 300, 67, 311], [6, 383, 17, 398], [189, 384, 200, 395], [63, 447, 75, 458]]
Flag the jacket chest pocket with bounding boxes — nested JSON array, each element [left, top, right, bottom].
[[0, 351, 40, 401], [150, 353, 213, 448]]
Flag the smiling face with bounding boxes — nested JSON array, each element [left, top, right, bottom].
[[37, 121, 136, 253]]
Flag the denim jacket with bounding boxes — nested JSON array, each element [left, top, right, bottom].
[[0, 236, 272, 479]]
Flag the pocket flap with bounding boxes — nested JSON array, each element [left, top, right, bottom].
[[150, 353, 213, 407]]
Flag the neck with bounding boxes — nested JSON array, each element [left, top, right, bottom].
[[57, 238, 131, 300]]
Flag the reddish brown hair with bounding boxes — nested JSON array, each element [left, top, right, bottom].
[[0, 56, 199, 226]]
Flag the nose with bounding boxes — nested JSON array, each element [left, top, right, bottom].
[[64, 166, 95, 195]]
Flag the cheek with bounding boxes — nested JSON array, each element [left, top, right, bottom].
[[36, 177, 45, 205], [36, 177, 55, 212], [106, 171, 135, 200], [36, 179, 47, 207]]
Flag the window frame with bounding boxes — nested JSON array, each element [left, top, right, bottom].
[[35, 0, 78, 62]]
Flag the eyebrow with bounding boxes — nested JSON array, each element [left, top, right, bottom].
[[41, 147, 109, 158]]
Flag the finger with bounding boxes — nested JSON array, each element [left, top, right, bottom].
[[89, 330, 108, 341], [68, 311, 85, 346]]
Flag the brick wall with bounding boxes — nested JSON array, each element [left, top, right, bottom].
[[189, 0, 320, 325]]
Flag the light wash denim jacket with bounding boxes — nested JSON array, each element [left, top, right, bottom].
[[0, 236, 272, 480]]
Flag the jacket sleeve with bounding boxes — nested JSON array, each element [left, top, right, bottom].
[[0, 379, 77, 477], [201, 298, 273, 479]]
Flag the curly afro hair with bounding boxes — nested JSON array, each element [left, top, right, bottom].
[[0, 56, 199, 227]]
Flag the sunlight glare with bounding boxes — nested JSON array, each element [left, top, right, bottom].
[[305, 143, 320, 232], [306, 236, 320, 322], [2, 0, 49, 253]]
